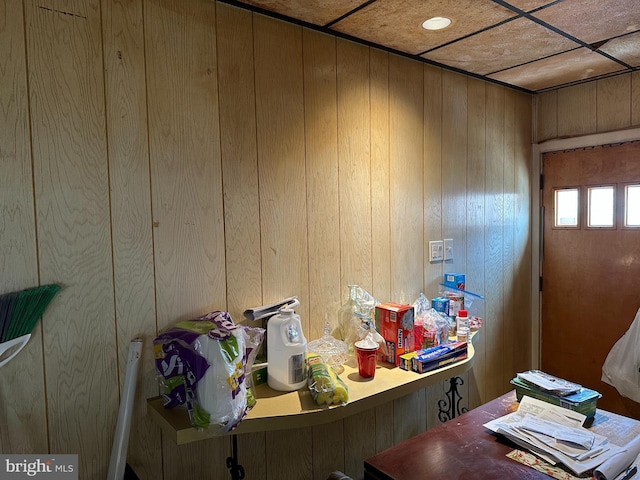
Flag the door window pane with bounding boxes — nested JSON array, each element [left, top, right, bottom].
[[626, 184, 640, 227], [588, 186, 614, 227], [554, 188, 579, 227]]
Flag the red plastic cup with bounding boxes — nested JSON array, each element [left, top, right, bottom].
[[355, 345, 378, 379]]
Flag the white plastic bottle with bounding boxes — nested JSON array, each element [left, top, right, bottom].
[[456, 309, 470, 342], [267, 302, 307, 391]]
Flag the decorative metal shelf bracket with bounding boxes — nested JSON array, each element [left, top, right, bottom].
[[226, 434, 245, 480], [438, 376, 468, 422]]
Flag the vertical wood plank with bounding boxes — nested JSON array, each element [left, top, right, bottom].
[[370, 48, 391, 304], [303, 29, 341, 339], [254, 14, 310, 326], [338, 28, 376, 450], [442, 70, 469, 406], [266, 428, 313, 479], [336, 47, 372, 480], [423, 64, 444, 300], [557, 83, 597, 137], [254, 15, 312, 479], [375, 400, 394, 453], [389, 53, 424, 302], [503, 89, 516, 388], [632, 71, 640, 127], [313, 420, 345, 479], [146, 0, 225, 322], [370, 47, 394, 453], [145, 1, 227, 477], [389, 53, 425, 437], [344, 409, 376, 478], [535, 90, 557, 142], [0, 0, 47, 454], [485, 83, 506, 400], [466, 77, 487, 408], [596, 75, 631, 133], [393, 391, 426, 444], [26, 0, 118, 476], [216, 3, 262, 325], [423, 64, 445, 429], [216, 5, 267, 477], [441, 71, 468, 271], [102, 0, 160, 476], [337, 39, 372, 293], [514, 92, 533, 373], [162, 437, 229, 480]]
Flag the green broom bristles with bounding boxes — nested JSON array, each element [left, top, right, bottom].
[[0, 291, 19, 343], [0, 284, 62, 343]]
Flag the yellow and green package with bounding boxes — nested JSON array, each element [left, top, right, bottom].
[[306, 352, 349, 405]]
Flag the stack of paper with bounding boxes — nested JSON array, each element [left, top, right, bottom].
[[511, 370, 602, 419], [516, 370, 582, 396], [485, 396, 625, 476]]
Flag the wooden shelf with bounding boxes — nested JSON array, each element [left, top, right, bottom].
[[147, 341, 475, 445]]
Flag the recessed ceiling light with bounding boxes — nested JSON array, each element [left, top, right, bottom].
[[422, 17, 452, 30]]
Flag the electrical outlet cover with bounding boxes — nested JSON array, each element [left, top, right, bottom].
[[444, 238, 453, 261], [429, 240, 444, 262]]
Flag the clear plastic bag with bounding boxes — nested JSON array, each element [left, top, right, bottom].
[[337, 285, 378, 354], [153, 311, 264, 433], [413, 293, 450, 349], [601, 307, 640, 403], [306, 352, 349, 406]]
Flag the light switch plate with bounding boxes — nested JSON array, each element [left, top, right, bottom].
[[429, 240, 444, 262], [444, 238, 453, 261]]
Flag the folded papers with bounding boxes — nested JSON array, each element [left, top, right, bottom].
[[485, 396, 626, 476], [594, 436, 640, 480]]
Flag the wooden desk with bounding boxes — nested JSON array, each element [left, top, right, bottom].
[[147, 341, 475, 444], [364, 391, 640, 480]]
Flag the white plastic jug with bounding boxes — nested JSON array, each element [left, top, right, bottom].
[[267, 299, 307, 391]]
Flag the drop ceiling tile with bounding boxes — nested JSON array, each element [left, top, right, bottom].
[[422, 17, 578, 75], [532, 0, 640, 45], [503, 0, 559, 12], [237, 0, 365, 26], [330, 0, 517, 56], [488, 47, 626, 91], [600, 32, 640, 67]]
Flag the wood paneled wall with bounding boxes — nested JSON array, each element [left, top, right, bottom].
[[535, 71, 640, 142], [0, 1, 532, 478]]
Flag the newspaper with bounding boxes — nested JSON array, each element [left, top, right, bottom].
[[485, 396, 625, 476]]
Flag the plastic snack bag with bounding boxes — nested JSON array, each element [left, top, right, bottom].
[[153, 310, 264, 433], [413, 293, 450, 348], [306, 352, 349, 406]]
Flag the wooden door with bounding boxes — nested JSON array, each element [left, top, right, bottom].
[[541, 141, 640, 419]]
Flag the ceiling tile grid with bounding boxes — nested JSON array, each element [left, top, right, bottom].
[[532, 0, 640, 46], [600, 32, 640, 68], [329, 0, 517, 56], [224, 0, 640, 92], [488, 47, 626, 91], [421, 17, 579, 76], [237, 0, 365, 27]]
